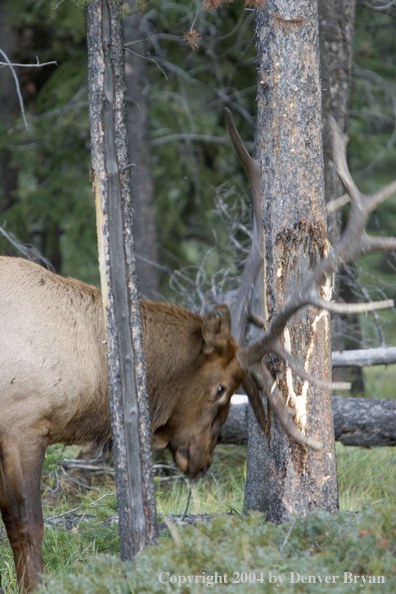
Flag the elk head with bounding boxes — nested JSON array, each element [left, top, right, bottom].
[[141, 302, 245, 478]]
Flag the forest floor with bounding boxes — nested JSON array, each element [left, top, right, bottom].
[[0, 365, 395, 592]]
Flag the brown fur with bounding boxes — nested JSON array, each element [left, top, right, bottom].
[[0, 256, 244, 591]]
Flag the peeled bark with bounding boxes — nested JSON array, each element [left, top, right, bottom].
[[86, 0, 157, 559], [249, 0, 338, 521]]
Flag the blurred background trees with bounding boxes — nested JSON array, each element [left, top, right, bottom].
[[0, 0, 395, 357]]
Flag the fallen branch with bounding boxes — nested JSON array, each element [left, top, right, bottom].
[[332, 346, 396, 367], [219, 396, 396, 447]]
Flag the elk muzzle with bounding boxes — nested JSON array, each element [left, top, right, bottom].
[[170, 437, 215, 479]]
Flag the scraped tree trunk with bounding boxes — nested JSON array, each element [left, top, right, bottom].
[[123, 5, 159, 299], [86, 0, 157, 559], [245, 0, 338, 521]]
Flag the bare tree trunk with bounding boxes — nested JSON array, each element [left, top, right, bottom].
[[0, 0, 18, 215], [319, 0, 356, 240], [247, 0, 338, 521], [318, 0, 363, 391], [244, 272, 271, 512], [123, 6, 159, 299], [86, 0, 157, 559]]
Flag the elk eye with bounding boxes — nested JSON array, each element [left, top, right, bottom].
[[215, 385, 226, 400]]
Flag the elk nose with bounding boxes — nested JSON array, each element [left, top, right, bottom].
[[195, 463, 209, 479], [175, 446, 189, 473]]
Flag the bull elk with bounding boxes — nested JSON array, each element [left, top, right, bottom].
[[1, 116, 396, 593], [0, 258, 246, 592]]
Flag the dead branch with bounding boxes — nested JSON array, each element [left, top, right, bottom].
[[0, 49, 57, 131], [0, 225, 55, 271], [332, 346, 396, 367], [219, 396, 396, 448], [359, 0, 396, 11]]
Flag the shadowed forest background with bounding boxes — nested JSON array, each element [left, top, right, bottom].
[[1, 0, 395, 332]]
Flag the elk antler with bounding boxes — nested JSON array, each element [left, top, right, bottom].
[[227, 110, 396, 450]]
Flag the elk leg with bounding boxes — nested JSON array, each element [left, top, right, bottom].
[[0, 437, 46, 592]]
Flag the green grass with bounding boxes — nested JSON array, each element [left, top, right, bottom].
[[337, 444, 396, 511], [364, 365, 396, 399], [154, 445, 247, 517]]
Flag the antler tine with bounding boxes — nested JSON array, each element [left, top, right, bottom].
[[250, 361, 323, 450], [327, 178, 396, 217], [369, 178, 396, 213], [330, 117, 362, 207], [272, 342, 351, 392], [309, 294, 394, 314], [225, 108, 264, 346], [224, 108, 261, 226], [242, 373, 269, 434], [330, 119, 396, 263], [245, 311, 350, 389], [331, 117, 396, 232], [360, 235, 396, 255], [236, 289, 313, 367]]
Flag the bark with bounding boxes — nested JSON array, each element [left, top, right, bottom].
[[86, 0, 157, 559], [0, 0, 18, 215], [333, 397, 396, 447], [123, 5, 159, 299], [220, 397, 396, 448], [244, 273, 271, 512], [251, 0, 338, 521]]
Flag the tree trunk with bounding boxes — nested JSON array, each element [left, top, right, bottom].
[[220, 396, 396, 448], [244, 273, 271, 512], [123, 5, 159, 299], [319, 0, 356, 240], [86, 0, 157, 559], [248, 0, 338, 521], [318, 1, 364, 393]]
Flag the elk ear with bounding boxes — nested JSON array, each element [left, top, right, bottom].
[[202, 304, 232, 354]]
